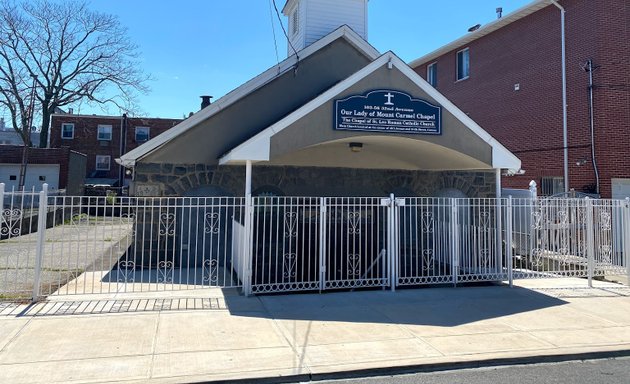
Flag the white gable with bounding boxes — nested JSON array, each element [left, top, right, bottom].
[[283, 0, 368, 54], [219, 52, 521, 171]]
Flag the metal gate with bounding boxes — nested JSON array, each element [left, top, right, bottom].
[[249, 197, 389, 294]]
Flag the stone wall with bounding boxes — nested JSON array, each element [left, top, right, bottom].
[[133, 163, 497, 198]]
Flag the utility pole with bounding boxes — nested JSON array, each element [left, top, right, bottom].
[[18, 74, 38, 191]]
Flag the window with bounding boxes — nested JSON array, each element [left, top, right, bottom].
[[61, 123, 74, 139], [39, 176, 46, 181], [95, 155, 111, 171], [291, 6, 299, 36], [97, 125, 112, 141], [456, 48, 470, 81], [135, 127, 150, 142], [541, 176, 564, 196], [9, 175, 16, 180], [427, 62, 437, 87]]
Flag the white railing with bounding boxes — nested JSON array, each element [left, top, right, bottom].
[[1, 182, 629, 301]]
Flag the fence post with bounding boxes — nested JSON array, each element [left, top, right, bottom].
[[529, 181, 538, 271], [319, 197, 327, 292], [625, 198, 630, 286], [496, 197, 504, 277], [506, 196, 514, 287], [585, 197, 595, 288], [240, 194, 253, 296], [451, 199, 459, 287], [32, 183, 48, 301], [389, 193, 396, 292]]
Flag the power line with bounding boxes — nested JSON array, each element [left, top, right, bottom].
[[271, 0, 299, 74], [267, 0, 280, 68]]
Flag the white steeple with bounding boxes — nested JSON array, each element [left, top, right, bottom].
[[282, 0, 368, 55]]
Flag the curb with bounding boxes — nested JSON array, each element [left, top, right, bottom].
[[198, 349, 630, 384]]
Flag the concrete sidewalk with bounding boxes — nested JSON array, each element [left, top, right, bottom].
[[1, 279, 630, 384]]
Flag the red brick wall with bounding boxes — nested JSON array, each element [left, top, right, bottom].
[[0, 146, 71, 188], [413, 0, 628, 198], [50, 115, 182, 181]]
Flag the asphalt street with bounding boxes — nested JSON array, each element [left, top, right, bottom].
[[313, 357, 630, 384]]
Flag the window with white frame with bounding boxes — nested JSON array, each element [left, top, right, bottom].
[[456, 48, 470, 81], [95, 155, 111, 171], [135, 126, 150, 142], [97, 125, 112, 141], [427, 62, 437, 87], [61, 123, 74, 139]]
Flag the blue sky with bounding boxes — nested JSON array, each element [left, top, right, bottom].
[[46, 1, 533, 119]]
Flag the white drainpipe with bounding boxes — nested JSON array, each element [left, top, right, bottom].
[[550, 0, 569, 193]]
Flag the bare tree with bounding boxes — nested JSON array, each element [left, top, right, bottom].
[[0, 0, 149, 148]]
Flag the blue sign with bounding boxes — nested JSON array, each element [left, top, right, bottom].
[[334, 90, 442, 135]]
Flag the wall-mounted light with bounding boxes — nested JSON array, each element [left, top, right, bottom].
[[576, 158, 589, 166], [349, 142, 363, 153]]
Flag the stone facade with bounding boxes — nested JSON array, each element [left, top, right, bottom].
[[133, 163, 497, 198]]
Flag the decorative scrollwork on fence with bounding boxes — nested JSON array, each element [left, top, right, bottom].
[[557, 210, 569, 229], [422, 249, 434, 271], [599, 211, 612, 231], [159, 213, 176, 236], [347, 211, 361, 235], [532, 208, 546, 230], [421, 212, 434, 234], [204, 212, 220, 234], [284, 212, 298, 238], [117, 260, 135, 283], [348, 254, 361, 277], [531, 248, 544, 267], [157, 260, 174, 283], [599, 245, 613, 264], [0, 208, 22, 237], [203, 259, 219, 284], [480, 249, 491, 268], [479, 210, 491, 230], [283, 253, 296, 278]]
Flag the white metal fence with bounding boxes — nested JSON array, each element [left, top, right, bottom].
[[1, 183, 629, 301]]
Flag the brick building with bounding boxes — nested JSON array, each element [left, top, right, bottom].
[[50, 114, 182, 186], [410, 0, 629, 198], [0, 146, 86, 194]]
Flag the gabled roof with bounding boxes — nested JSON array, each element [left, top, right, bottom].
[[118, 26, 379, 168], [409, 0, 553, 68], [220, 51, 521, 170]]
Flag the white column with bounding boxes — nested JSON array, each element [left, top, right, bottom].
[[242, 161, 253, 296], [585, 198, 595, 288], [506, 196, 514, 287], [451, 199, 459, 287], [495, 169, 503, 277]]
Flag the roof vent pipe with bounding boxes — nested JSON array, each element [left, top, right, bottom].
[[496, 7, 503, 19], [200, 95, 213, 110]]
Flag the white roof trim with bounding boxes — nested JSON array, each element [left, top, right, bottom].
[[117, 26, 380, 168], [409, 0, 552, 68], [219, 52, 521, 170]]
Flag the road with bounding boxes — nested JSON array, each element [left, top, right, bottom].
[[314, 357, 630, 384]]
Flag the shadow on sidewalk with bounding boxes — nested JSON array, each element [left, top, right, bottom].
[[225, 283, 575, 327]]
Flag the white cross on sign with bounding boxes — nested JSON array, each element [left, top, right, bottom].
[[384, 92, 395, 105]]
